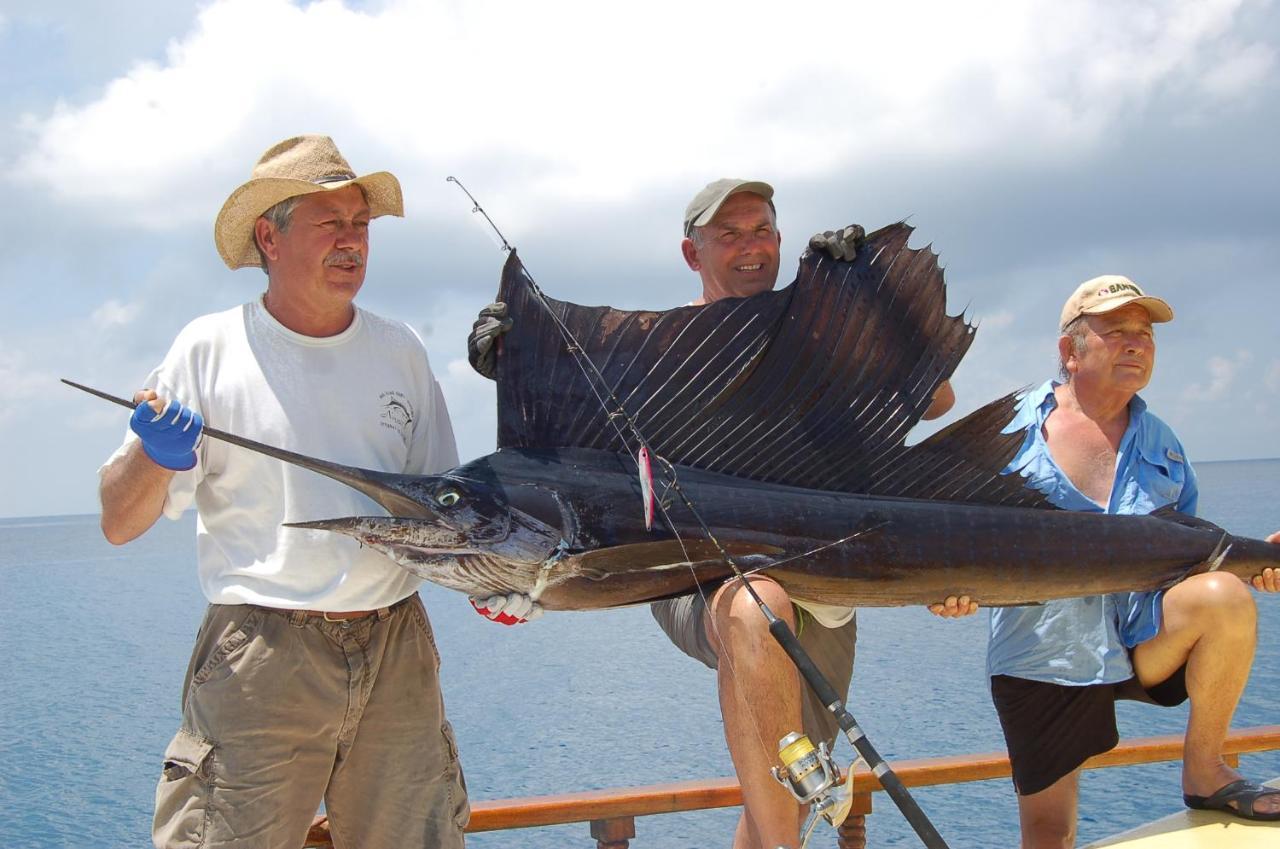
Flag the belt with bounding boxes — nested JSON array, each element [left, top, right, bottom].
[[306, 608, 389, 622], [260, 596, 410, 623]]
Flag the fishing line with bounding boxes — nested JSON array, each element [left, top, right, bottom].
[[741, 522, 890, 577], [447, 177, 776, 763], [447, 177, 951, 849]]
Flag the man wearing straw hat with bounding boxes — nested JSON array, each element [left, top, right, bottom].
[[988, 276, 1280, 845], [99, 135, 471, 848]]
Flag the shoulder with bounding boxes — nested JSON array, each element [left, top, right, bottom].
[[1006, 379, 1057, 434], [357, 308, 429, 353], [165, 303, 249, 356], [354, 308, 439, 390]]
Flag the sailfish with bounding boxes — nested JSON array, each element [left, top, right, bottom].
[[66, 224, 1280, 610]]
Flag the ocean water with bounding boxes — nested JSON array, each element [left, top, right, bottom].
[[1, 459, 1277, 848]]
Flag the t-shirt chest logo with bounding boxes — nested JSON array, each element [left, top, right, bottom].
[[378, 391, 415, 444]]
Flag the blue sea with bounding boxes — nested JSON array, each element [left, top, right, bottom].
[[1, 459, 1278, 848]]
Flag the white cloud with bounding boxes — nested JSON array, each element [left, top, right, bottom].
[[0, 343, 52, 425], [90, 299, 142, 329], [1265, 359, 1280, 392], [9, 0, 1274, 231], [1199, 41, 1276, 96], [1183, 350, 1253, 402], [979, 310, 1015, 330]]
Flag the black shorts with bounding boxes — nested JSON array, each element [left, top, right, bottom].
[[990, 666, 1188, 796]]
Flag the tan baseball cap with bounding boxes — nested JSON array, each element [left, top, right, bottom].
[[1059, 275, 1174, 331], [214, 135, 404, 270], [683, 178, 775, 236]]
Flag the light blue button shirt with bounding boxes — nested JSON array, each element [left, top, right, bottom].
[[987, 380, 1198, 685]]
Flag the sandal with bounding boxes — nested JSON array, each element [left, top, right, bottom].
[[1184, 779, 1280, 821]]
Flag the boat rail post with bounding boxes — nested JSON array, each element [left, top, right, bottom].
[[837, 795, 872, 849], [589, 815, 636, 848]]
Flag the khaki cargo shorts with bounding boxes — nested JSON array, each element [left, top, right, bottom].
[[153, 595, 467, 849], [651, 590, 857, 746]]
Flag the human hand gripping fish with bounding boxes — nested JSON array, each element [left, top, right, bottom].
[[1253, 533, 1280, 592]]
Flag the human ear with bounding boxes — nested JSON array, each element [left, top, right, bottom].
[[681, 237, 701, 271]]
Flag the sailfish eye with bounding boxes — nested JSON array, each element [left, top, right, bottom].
[[437, 490, 462, 508]]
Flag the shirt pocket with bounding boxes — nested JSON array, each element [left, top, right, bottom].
[[1136, 444, 1186, 506]]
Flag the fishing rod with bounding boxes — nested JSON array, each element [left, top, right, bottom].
[[58, 380, 375, 485], [447, 177, 951, 849]]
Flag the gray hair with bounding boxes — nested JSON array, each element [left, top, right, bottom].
[[252, 195, 306, 272], [1058, 316, 1089, 381]]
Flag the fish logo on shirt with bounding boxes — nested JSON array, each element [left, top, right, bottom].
[[378, 392, 415, 444]]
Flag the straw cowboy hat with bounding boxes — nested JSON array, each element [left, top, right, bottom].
[[214, 135, 404, 269]]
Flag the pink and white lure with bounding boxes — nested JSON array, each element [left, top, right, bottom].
[[638, 446, 655, 531]]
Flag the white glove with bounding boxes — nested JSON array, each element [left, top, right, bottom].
[[469, 592, 544, 625]]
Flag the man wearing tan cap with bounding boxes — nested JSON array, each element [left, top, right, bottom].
[[99, 136, 470, 848], [470, 178, 957, 849], [987, 275, 1280, 845]]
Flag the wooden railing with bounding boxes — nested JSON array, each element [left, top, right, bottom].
[[305, 725, 1280, 849]]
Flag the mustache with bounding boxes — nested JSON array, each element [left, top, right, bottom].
[[325, 252, 364, 267]]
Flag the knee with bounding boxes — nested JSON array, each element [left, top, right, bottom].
[[712, 576, 793, 633], [1021, 814, 1075, 849], [1171, 573, 1256, 629]]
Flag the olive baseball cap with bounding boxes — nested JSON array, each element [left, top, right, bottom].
[[683, 178, 775, 236], [1059, 275, 1174, 331]]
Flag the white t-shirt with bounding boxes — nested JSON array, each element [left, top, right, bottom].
[[102, 296, 459, 610]]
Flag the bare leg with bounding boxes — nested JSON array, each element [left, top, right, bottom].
[[1016, 769, 1080, 849], [708, 576, 804, 849], [1131, 573, 1279, 815]]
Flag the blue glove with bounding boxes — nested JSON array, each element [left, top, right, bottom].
[[130, 398, 203, 471]]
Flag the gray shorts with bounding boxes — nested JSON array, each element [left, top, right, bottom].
[[153, 595, 467, 849], [651, 591, 857, 746]]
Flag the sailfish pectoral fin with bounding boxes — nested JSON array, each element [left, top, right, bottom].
[[535, 540, 785, 610], [742, 516, 890, 577], [572, 539, 785, 580]]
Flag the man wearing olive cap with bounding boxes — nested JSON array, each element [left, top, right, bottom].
[[988, 275, 1280, 845], [99, 135, 469, 848], [470, 178, 957, 849]]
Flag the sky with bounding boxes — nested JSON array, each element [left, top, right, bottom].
[[1, 0, 1277, 519]]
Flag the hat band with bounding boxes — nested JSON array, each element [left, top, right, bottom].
[[314, 173, 357, 185]]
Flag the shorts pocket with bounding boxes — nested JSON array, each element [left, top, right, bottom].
[[162, 728, 214, 781], [153, 729, 215, 848], [441, 721, 470, 830], [191, 609, 262, 687], [409, 595, 441, 667]]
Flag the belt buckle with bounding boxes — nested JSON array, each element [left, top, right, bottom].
[[323, 610, 355, 622]]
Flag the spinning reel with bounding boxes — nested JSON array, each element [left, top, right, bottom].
[[772, 732, 863, 849]]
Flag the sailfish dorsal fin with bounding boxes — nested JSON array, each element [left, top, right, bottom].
[[494, 222, 1046, 508]]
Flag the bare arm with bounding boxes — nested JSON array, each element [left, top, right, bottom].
[[99, 391, 178, 545], [100, 440, 175, 544], [921, 379, 955, 421]]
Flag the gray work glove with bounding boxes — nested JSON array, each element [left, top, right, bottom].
[[808, 224, 866, 263], [467, 302, 512, 380]]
